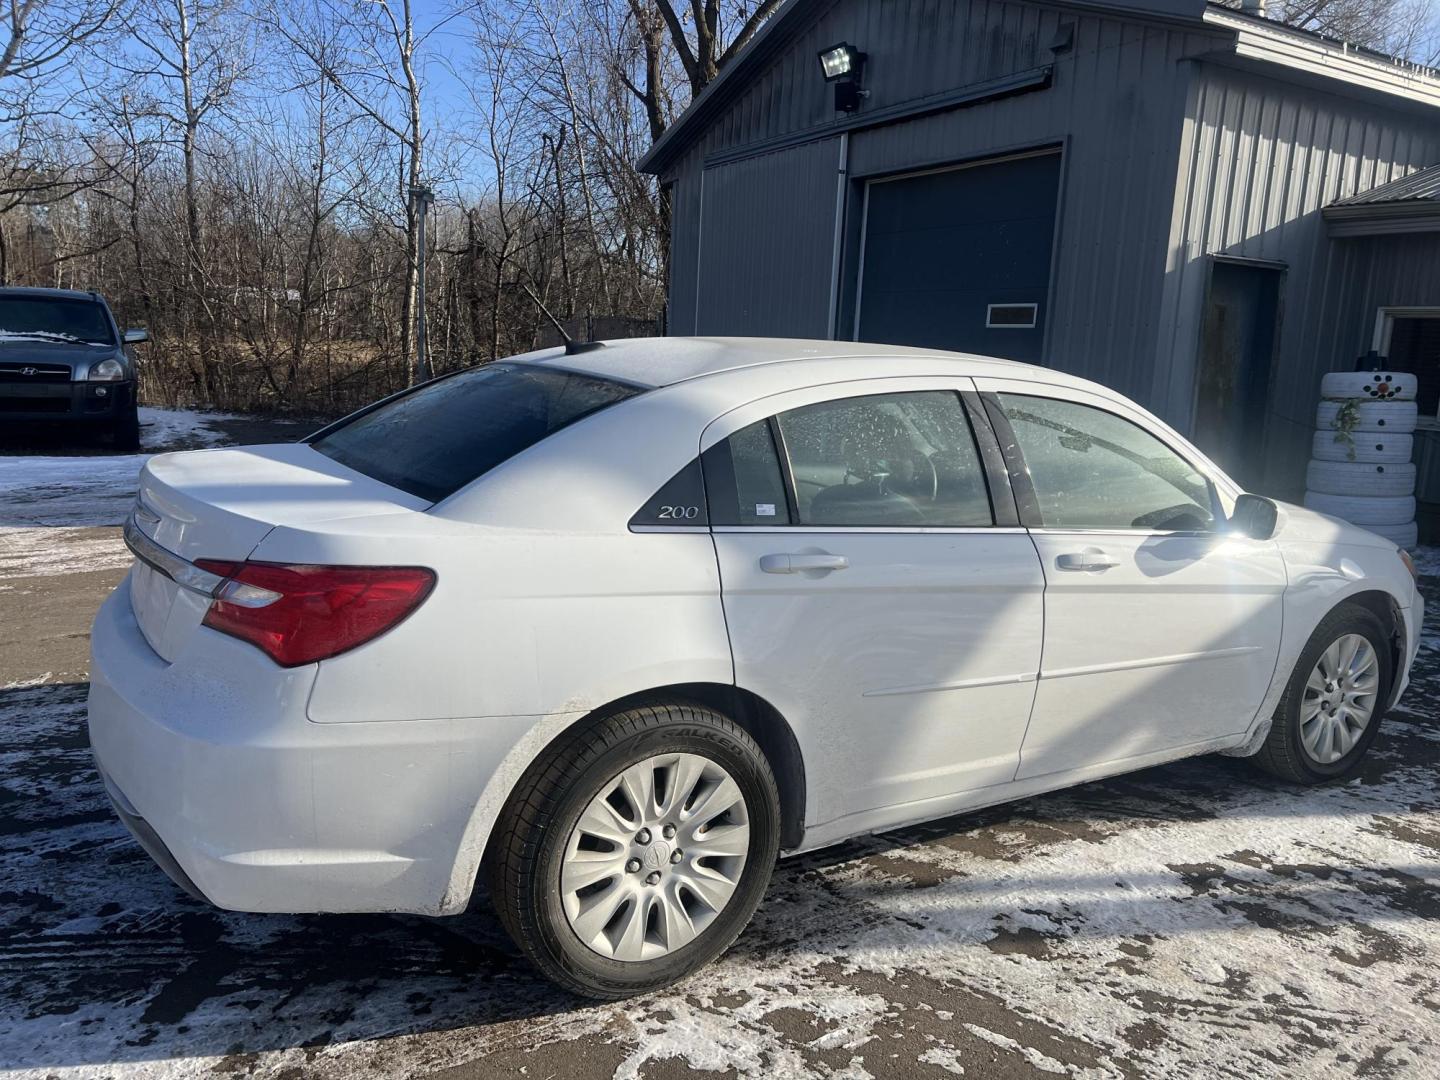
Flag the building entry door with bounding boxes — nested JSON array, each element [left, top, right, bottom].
[[1194, 260, 1283, 488]]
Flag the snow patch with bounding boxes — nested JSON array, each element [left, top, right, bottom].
[[0, 525, 130, 579], [0, 407, 232, 527]]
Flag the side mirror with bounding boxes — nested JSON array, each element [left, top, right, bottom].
[[123, 328, 149, 344], [1230, 493, 1278, 541]]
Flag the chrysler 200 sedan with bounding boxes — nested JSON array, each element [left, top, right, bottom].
[[88, 338, 1422, 998]]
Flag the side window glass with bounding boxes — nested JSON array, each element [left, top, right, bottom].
[[775, 391, 993, 527], [630, 458, 707, 527], [703, 420, 790, 525], [999, 394, 1215, 530]]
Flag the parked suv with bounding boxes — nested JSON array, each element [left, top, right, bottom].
[[0, 286, 147, 448]]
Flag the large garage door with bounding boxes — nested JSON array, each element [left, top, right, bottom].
[[856, 151, 1061, 362]]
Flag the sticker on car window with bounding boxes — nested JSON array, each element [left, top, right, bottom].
[[755, 503, 776, 517]]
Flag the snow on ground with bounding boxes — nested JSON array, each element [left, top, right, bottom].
[[0, 407, 231, 526], [0, 526, 134, 581], [3, 591, 1440, 1078], [2, 433, 1439, 1078], [3, 671, 1440, 1079]]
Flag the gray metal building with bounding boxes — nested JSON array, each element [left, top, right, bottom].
[[640, 0, 1440, 497]]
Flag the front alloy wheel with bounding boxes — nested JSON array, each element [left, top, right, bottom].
[[1298, 633, 1380, 765], [488, 704, 780, 999], [1252, 602, 1393, 783]]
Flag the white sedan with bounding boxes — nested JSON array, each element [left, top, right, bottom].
[[88, 338, 1422, 998]]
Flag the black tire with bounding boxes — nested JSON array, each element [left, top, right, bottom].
[[1250, 602, 1393, 784], [107, 407, 141, 451], [486, 703, 780, 999]]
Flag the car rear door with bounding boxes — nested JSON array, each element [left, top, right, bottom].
[[972, 378, 1287, 780], [703, 378, 1045, 830]]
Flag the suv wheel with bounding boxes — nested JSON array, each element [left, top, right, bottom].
[[487, 703, 780, 998], [1251, 602, 1393, 783], [106, 406, 141, 451]]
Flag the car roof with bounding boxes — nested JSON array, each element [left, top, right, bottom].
[[518, 335, 1084, 390], [0, 285, 104, 303]]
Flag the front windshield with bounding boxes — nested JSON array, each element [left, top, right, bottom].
[[0, 297, 114, 345]]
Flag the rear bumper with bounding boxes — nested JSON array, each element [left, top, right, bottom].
[[96, 763, 208, 902], [87, 575, 540, 915], [0, 379, 133, 420]]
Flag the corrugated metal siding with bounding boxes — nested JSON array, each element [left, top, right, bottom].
[[844, 15, 1218, 401], [666, 174, 701, 334], [695, 139, 842, 336], [666, 0, 1222, 402], [1158, 63, 1440, 494], [660, 0, 1440, 497]]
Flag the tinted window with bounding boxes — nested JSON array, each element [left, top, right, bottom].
[[313, 363, 641, 502], [999, 394, 1215, 530], [0, 297, 113, 344], [631, 459, 708, 526], [775, 391, 992, 527], [703, 420, 790, 525]]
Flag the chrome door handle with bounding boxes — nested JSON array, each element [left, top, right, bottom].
[[1055, 549, 1120, 572], [760, 553, 849, 574]]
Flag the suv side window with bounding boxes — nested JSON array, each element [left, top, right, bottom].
[[775, 391, 993, 527], [998, 393, 1215, 531], [703, 419, 791, 525]]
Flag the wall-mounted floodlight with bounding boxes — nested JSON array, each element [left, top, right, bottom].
[[818, 42, 864, 81], [817, 42, 867, 112]]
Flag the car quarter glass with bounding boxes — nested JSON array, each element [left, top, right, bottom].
[[775, 391, 993, 527], [702, 418, 791, 525], [998, 393, 1215, 531]]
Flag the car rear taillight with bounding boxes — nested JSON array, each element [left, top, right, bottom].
[[193, 560, 435, 667]]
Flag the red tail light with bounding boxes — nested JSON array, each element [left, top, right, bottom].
[[193, 561, 435, 667]]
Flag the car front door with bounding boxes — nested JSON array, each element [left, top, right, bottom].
[[703, 379, 1045, 831], [972, 379, 1287, 781]]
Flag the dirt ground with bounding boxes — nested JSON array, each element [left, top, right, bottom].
[[2, 412, 1440, 1079]]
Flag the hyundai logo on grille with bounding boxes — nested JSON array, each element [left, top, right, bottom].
[[20, 367, 37, 376]]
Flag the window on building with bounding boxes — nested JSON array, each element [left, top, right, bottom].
[[1385, 313, 1440, 417]]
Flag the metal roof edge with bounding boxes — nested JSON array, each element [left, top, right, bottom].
[[1202, 6, 1440, 112]]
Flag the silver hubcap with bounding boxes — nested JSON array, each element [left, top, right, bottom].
[[1301, 633, 1379, 765], [561, 753, 750, 962]]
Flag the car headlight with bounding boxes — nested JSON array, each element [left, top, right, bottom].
[[87, 358, 125, 381]]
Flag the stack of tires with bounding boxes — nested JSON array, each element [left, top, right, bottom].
[[1305, 371, 1419, 550]]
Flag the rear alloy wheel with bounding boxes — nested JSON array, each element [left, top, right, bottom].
[[561, 753, 750, 961], [1252, 604, 1393, 783], [487, 704, 780, 999]]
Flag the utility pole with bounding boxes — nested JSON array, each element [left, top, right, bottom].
[[409, 184, 435, 383]]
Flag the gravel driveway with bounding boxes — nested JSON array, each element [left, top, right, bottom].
[[2, 413, 1439, 1079]]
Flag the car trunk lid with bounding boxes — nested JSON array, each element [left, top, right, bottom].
[[126, 443, 430, 662]]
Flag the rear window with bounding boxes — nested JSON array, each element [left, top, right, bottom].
[[311, 363, 642, 502]]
